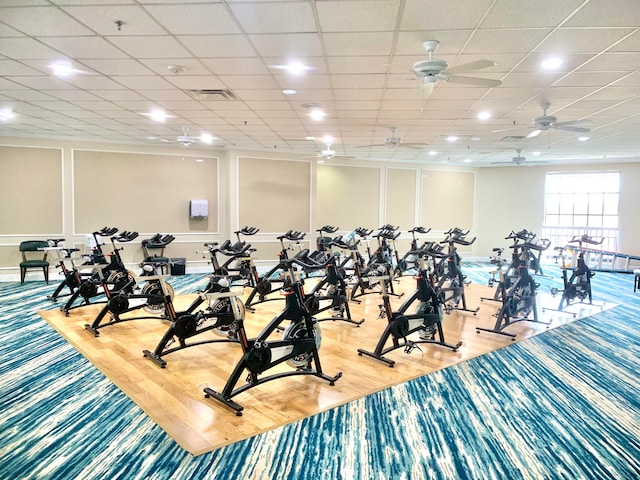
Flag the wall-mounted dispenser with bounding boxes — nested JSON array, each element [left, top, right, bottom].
[[189, 199, 208, 219]]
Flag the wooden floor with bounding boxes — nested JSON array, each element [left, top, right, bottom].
[[38, 276, 608, 456]]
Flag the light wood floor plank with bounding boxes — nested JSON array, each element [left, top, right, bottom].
[[38, 276, 610, 456]]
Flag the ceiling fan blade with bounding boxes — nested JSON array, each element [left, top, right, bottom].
[[445, 75, 502, 87], [355, 143, 386, 148], [555, 125, 591, 133], [555, 119, 592, 127], [527, 129, 542, 138], [400, 143, 430, 150], [444, 59, 497, 76]]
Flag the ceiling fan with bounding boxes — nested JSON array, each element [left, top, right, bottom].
[[527, 101, 592, 138], [313, 138, 354, 161], [356, 127, 429, 150], [491, 149, 546, 166], [412, 40, 502, 95], [150, 127, 217, 148]]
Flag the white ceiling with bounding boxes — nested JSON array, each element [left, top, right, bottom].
[[0, 0, 639, 166]]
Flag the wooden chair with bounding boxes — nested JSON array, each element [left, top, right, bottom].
[[19, 240, 50, 284]]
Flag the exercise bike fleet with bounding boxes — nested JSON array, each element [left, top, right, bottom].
[[41, 225, 601, 415]]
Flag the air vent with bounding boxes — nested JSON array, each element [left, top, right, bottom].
[[500, 135, 526, 142], [186, 89, 237, 101]]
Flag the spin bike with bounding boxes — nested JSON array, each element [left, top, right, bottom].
[[350, 226, 403, 302], [144, 272, 245, 368], [549, 234, 602, 313], [44, 239, 83, 302], [357, 248, 462, 367], [47, 227, 117, 303], [141, 233, 175, 274], [85, 259, 175, 336], [433, 228, 478, 315], [204, 255, 342, 415], [202, 238, 255, 282], [299, 243, 365, 326], [477, 239, 550, 339], [309, 225, 340, 264], [61, 230, 139, 315], [219, 226, 260, 286], [395, 226, 432, 276], [244, 230, 308, 310], [482, 229, 545, 302]]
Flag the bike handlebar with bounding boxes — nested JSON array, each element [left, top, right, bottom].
[[235, 226, 259, 236], [317, 225, 339, 234], [568, 234, 604, 246], [111, 231, 139, 243], [409, 226, 431, 235], [94, 226, 118, 237]]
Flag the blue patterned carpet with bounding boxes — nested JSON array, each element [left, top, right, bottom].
[[1, 268, 639, 479]]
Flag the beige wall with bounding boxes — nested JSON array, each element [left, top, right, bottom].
[[475, 162, 640, 258], [2, 134, 639, 277]]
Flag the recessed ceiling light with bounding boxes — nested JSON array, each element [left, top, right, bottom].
[[322, 135, 333, 144], [470, 136, 481, 141], [48, 60, 87, 77], [305, 136, 315, 140], [542, 57, 563, 70], [464, 158, 473, 163], [200, 133, 214, 144], [477, 111, 491, 120], [532, 151, 541, 156], [0, 109, 15, 121], [447, 136, 458, 142], [317, 159, 325, 164], [140, 109, 173, 123], [271, 62, 314, 75], [309, 108, 327, 121], [578, 136, 589, 142], [428, 151, 438, 156], [282, 89, 296, 95]]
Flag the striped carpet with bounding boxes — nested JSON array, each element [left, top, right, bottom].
[[1, 268, 638, 479]]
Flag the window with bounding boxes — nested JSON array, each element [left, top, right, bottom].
[[541, 172, 619, 252]]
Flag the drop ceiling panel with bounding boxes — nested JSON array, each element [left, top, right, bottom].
[[229, 2, 317, 34], [316, 0, 400, 32], [200, 58, 270, 76], [177, 35, 257, 58], [0, 6, 93, 36], [249, 33, 323, 57], [163, 75, 227, 90], [106, 36, 192, 59], [535, 28, 636, 54], [554, 71, 630, 87], [5, 75, 74, 90], [143, 4, 242, 34], [563, 0, 640, 27], [59, 5, 165, 35], [0, 37, 64, 59], [576, 52, 640, 71], [327, 56, 389, 74], [400, 0, 493, 30], [323, 32, 396, 56], [0, 60, 46, 76], [40, 37, 129, 61], [467, 29, 553, 54], [481, 0, 585, 28]]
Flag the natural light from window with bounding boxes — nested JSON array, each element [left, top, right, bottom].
[[541, 171, 620, 252]]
